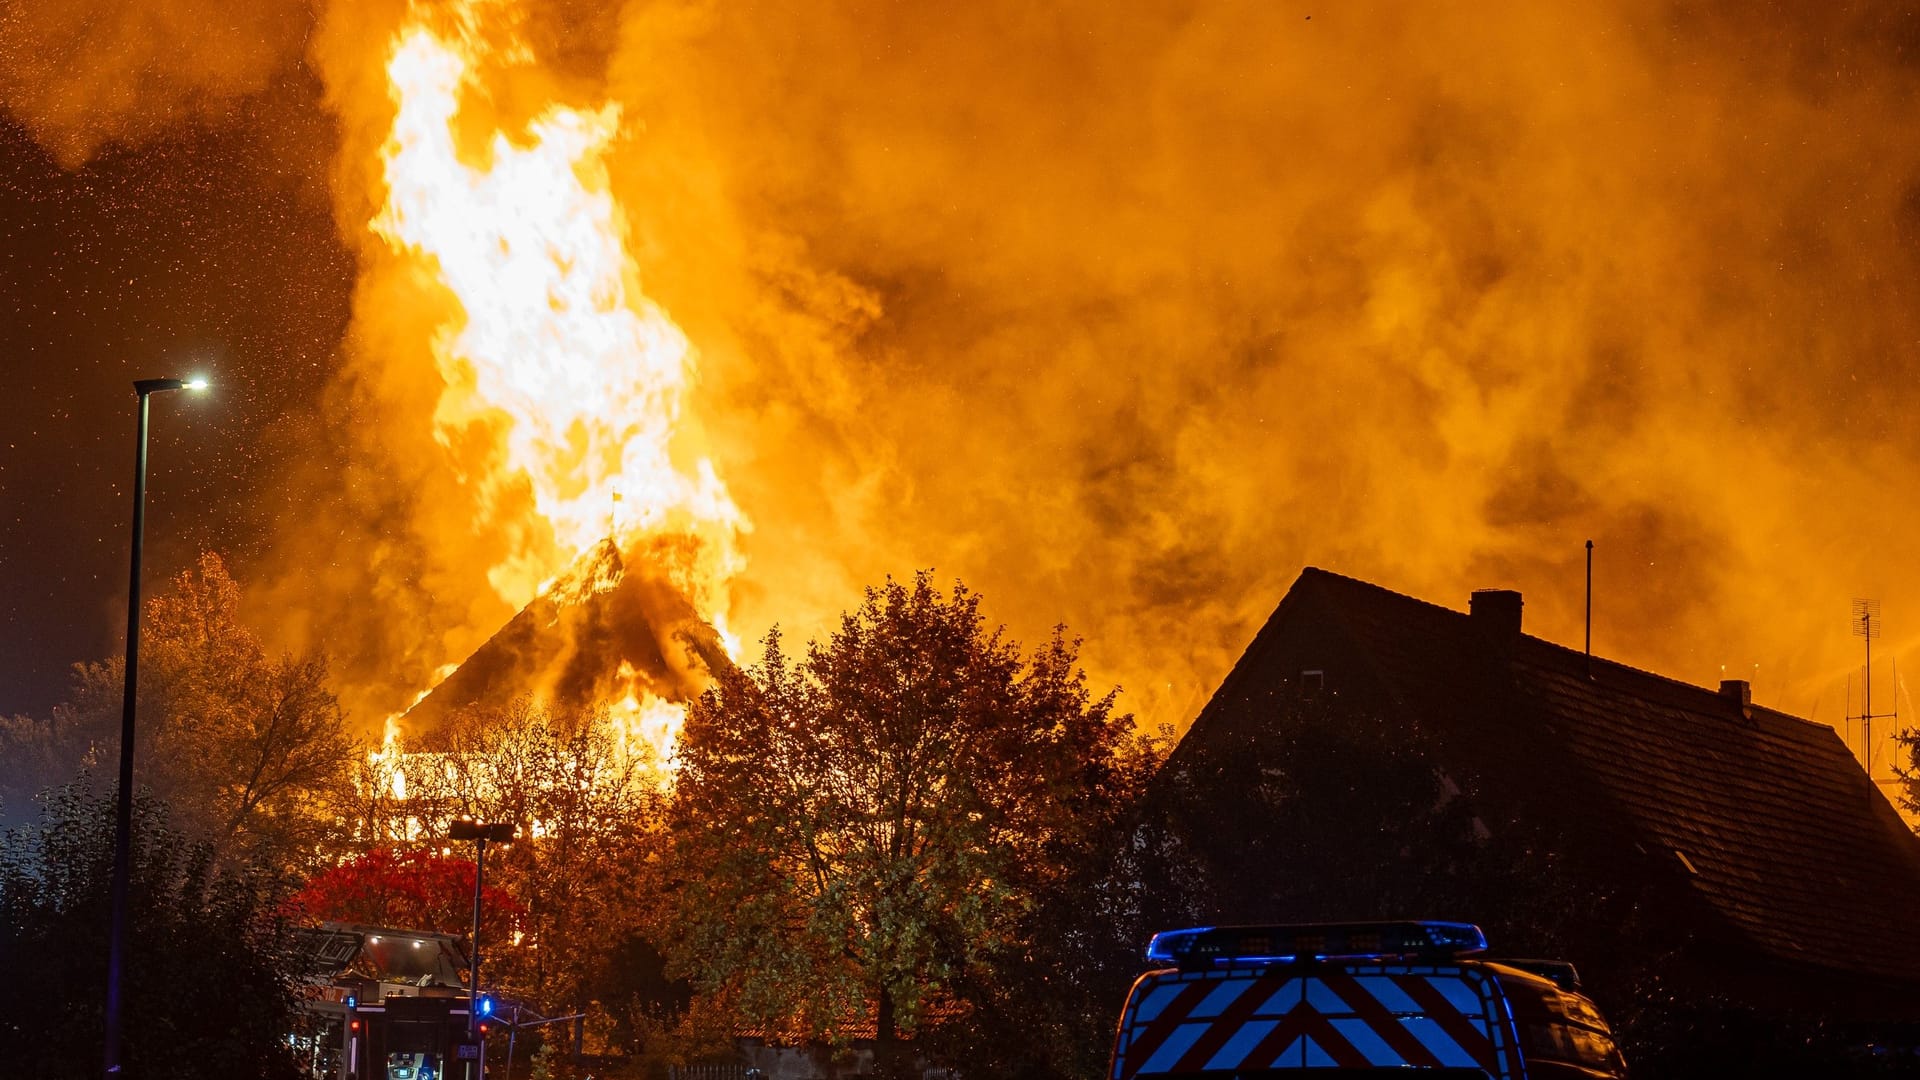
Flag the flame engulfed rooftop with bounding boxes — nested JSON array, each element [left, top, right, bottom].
[[402, 538, 732, 761], [358, 0, 744, 752]]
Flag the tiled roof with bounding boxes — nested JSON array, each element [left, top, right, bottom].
[[1285, 567, 1920, 984]]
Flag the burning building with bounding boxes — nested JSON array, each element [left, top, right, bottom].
[[328, 0, 749, 756], [400, 537, 732, 759]]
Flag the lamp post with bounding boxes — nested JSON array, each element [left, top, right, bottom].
[[103, 376, 207, 1077], [450, 817, 514, 1076]]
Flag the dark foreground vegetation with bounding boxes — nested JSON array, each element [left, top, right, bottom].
[[4, 554, 1919, 1077]]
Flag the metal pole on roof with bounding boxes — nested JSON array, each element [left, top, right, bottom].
[[1584, 540, 1593, 677], [1849, 599, 1890, 777]]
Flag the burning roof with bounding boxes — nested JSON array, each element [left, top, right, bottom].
[[401, 537, 732, 746]]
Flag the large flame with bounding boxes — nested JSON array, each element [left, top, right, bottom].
[[373, 0, 741, 623], [366, 0, 744, 760]]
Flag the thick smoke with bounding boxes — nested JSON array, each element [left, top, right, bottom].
[[68, 0, 1910, 754], [588, 0, 1920, 740], [0, 0, 309, 166]]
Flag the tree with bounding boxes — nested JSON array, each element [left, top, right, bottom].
[[668, 572, 1158, 1070], [1899, 730, 1920, 827], [287, 846, 524, 938], [0, 785, 304, 1080], [351, 698, 669, 1045], [0, 710, 81, 825], [0, 553, 356, 866]]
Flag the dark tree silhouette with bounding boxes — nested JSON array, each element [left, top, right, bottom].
[[0, 786, 304, 1080], [668, 573, 1159, 1073], [0, 553, 355, 867]]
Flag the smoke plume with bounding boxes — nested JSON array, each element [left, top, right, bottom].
[[21, 0, 1920, 751], [582, 0, 1920, 738], [0, 0, 310, 166]]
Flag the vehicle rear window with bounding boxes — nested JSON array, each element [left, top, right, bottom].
[[1519, 1018, 1620, 1071]]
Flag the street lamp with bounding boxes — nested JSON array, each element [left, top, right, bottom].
[[450, 817, 514, 1074], [103, 376, 207, 1077]]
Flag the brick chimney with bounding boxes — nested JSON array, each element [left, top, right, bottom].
[[1720, 679, 1753, 719], [1470, 589, 1524, 637]]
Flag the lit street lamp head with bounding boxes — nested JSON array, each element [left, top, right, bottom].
[[133, 376, 210, 395], [450, 819, 516, 843]]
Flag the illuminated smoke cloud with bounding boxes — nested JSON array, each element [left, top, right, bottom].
[[589, 0, 1920, 735], [0, 0, 307, 166], [18, 0, 1920, 749]]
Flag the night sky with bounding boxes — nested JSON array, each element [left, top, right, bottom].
[[0, 78, 351, 717]]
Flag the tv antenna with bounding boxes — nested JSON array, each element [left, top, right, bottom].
[[1845, 598, 1897, 777]]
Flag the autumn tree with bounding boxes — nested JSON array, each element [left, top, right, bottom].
[[668, 573, 1158, 1070], [0, 710, 78, 825], [354, 698, 668, 1042], [0, 553, 356, 866], [1900, 731, 1920, 827]]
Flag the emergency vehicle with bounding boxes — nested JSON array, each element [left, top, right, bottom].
[[290, 923, 494, 1080], [337, 993, 492, 1080], [1109, 922, 1627, 1079]]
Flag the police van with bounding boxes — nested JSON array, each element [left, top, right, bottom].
[[1109, 922, 1627, 1079]]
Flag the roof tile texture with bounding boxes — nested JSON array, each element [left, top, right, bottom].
[[1291, 567, 1920, 983]]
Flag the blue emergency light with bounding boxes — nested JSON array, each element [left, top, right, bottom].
[[1146, 921, 1488, 967]]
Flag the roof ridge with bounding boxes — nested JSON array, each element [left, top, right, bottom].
[[1300, 567, 1839, 738], [1183, 565, 1920, 995]]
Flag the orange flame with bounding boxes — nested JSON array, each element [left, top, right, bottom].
[[372, 0, 743, 626], [366, 0, 742, 760]]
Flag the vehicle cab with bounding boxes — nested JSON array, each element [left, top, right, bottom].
[[1109, 921, 1626, 1079], [289, 923, 489, 1080]]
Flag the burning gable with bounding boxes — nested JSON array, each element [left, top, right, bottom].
[[401, 537, 733, 760]]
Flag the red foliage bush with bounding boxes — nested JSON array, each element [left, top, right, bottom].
[[290, 848, 524, 937]]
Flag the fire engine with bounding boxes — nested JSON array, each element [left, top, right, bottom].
[[290, 923, 493, 1080], [1110, 922, 1627, 1079]]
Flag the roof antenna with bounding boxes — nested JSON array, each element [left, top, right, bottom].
[[1846, 598, 1896, 778], [1584, 540, 1594, 679]]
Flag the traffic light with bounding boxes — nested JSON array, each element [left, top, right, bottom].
[[477, 995, 494, 1018]]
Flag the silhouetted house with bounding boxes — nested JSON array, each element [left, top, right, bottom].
[[1137, 568, 1920, 1035]]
